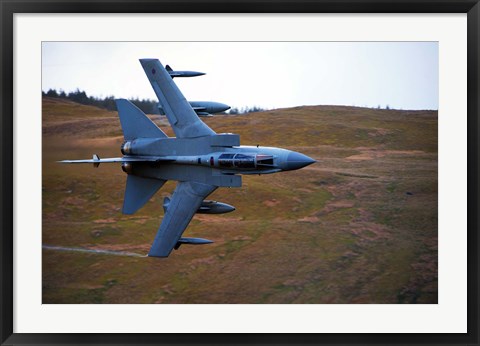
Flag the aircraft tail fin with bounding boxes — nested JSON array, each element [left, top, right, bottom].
[[165, 65, 173, 72], [115, 99, 168, 140], [123, 175, 167, 215]]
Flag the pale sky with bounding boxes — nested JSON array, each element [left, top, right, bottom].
[[42, 42, 438, 110]]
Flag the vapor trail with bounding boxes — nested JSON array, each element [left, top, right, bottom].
[[42, 245, 147, 258]]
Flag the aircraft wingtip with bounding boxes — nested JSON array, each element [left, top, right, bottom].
[[139, 58, 158, 63]]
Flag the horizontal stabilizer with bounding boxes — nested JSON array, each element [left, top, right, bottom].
[[123, 175, 166, 215], [116, 99, 168, 140]]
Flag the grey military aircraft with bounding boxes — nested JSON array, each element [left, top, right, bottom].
[[159, 100, 231, 117], [166, 64, 205, 78], [60, 58, 315, 258]]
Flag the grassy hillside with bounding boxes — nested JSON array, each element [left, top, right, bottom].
[[42, 97, 438, 304]]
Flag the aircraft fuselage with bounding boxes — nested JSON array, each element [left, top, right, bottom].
[[120, 134, 315, 180]]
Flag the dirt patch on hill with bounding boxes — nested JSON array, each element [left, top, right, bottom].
[[263, 199, 280, 207], [194, 215, 243, 223], [318, 199, 356, 216], [298, 216, 320, 223], [93, 218, 117, 224]]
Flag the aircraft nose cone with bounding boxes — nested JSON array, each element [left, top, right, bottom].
[[219, 103, 231, 111], [284, 152, 316, 171]]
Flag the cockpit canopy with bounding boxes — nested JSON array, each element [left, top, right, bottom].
[[218, 153, 274, 169]]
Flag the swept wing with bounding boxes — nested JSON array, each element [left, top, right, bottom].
[[139, 58, 215, 139], [148, 181, 217, 257]]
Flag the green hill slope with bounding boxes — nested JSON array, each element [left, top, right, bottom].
[[42, 97, 438, 304]]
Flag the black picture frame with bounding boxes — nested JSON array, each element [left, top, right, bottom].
[[1, 1, 478, 345]]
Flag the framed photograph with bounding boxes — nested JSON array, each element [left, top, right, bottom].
[[1, 0, 478, 345]]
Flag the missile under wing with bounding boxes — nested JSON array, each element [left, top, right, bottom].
[[165, 64, 205, 78], [158, 101, 231, 117]]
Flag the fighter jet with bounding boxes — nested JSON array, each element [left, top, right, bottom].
[[60, 58, 316, 258], [166, 64, 205, 78]]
